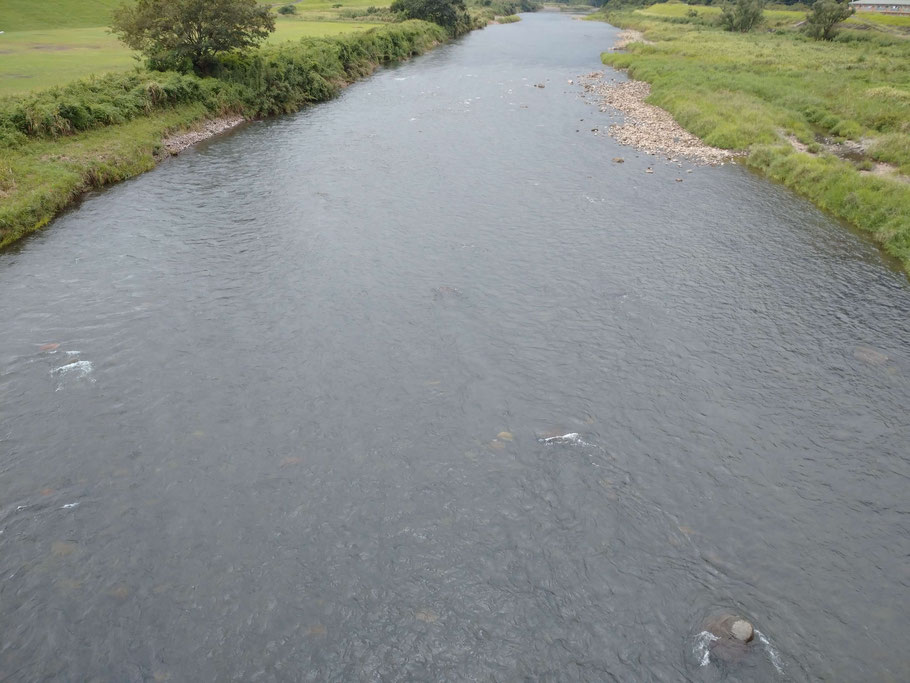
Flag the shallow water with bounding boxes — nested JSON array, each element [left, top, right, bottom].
[[1, 12, 909, 681]]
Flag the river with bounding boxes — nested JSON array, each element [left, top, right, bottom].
[[1, 12, 908, 681]]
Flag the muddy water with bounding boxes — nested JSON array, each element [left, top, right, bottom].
[[1, 12, 909, 681]]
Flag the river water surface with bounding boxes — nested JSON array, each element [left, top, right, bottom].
[[1, 12, 909, 681]]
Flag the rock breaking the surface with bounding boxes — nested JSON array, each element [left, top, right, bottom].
[[578, 71, 737, 166], [161, 116, 245, 156]]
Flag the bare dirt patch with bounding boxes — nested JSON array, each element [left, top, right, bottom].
[[607, 29, 653, 51], [786, 134, 910, 184]]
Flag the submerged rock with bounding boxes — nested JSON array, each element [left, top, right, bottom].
[[854, 345, 888, 365], [702, 614, 755, 663]]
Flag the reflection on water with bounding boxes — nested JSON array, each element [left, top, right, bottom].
[[1, 12, 909, 682]]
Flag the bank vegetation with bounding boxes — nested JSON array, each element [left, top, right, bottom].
[[590, 2, 910, 272]]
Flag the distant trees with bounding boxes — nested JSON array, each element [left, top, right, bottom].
[[390, 0, 470, 34], [720, 0, 765, 32], [803, 0, 855, 40], [111, 0, 275, 75]]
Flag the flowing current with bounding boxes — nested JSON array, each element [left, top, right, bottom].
[[1, 13, 908, 681]]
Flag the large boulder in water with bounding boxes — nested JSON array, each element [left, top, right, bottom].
[[703, 614, 755, 663]]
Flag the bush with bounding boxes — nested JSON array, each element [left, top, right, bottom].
[[278, 4, 298, 14], [111, 0, 275, 75], [390, 0, 473, 35], [720, 0, 765, 31], [802, 0, 854, 40]]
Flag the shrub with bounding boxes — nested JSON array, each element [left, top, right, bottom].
[[111, 0, 276, 75], [390, 0, 472, 35], [802, 0, 854, 40], [720, 0, 765, 31], [278, 4, 298, 14]]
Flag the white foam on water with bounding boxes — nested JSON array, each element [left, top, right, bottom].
[[538, 433, 594, 447], [693, 630, 717, 667], [755, 629, 784, 674], [51, 360, 94, 390], [52, 360, 92, 376], [61, 503, 79, 509]]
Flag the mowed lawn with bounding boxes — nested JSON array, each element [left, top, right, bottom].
[[0, 18, 382, 96]]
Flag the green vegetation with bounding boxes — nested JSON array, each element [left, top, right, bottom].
[[803, 0, 855, 41], [720, 0, 765, 32], [111, 0, 276, 74], [591, 3, 910, 270], [0, 0, 122, 31], [0, 21, 386, 96], [390, 0, 474, 34], [0, 20, 447, 248]]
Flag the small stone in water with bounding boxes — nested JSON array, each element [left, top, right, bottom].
[[306, 624, 327, 636], [39, 343, 60, 352], [854, 345, 888, 365], [415, 609, 438, 623], [51, 541, 76, 557], [497, 431, 513, 441], [612, 157, 624, 163]]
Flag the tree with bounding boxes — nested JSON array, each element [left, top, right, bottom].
[[803, 0, 854, 40], [720, 0, 765, 32], [112, 0, 275, 75], [390, 0, 469, 34]]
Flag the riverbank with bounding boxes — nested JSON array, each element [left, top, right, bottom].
[[0, 21, 450, 250], [577, 69, 736, 165], [589, 6, 910, 274]]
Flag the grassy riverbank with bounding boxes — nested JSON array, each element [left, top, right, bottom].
[[0, 21, 448, 249], [591, 4, 910, 272], [0, 20, 386, 96]]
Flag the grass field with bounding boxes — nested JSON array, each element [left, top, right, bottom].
[[635, 2, 910, 31], [0, 18, 382, 96], [592, 3, 910, 270], [0, 0, 121, 31]]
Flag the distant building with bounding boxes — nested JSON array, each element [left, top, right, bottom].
[[850, 0, 910, 14]]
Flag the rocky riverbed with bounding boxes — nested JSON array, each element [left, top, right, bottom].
[[578, 71, 737, 166], [161, 116, 246, 156]]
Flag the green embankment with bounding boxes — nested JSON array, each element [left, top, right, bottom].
[[0, 20, 447, 248], [0, 20, 386, 96], [591, 4, 910, 272]]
